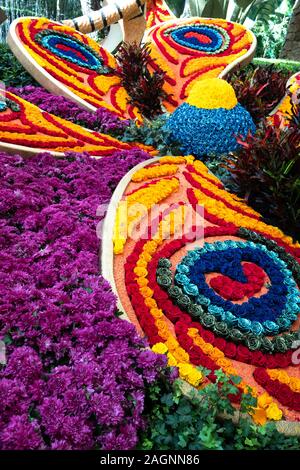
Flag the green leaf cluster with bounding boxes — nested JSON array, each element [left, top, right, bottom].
[[139, 368, 300, 450]]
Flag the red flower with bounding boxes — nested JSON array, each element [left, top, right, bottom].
[[224, 342, 237, 358], [201, 329, 215, 344], [253, 367, 269, 386], [251, 350, 267, 367], [236, 345, 251, 363], [265, 355, 278, 369], [124, 271, 136, 284], [214, 337, 227, 351], [273, 352, 291, 368], [275, 383, 294, 407]]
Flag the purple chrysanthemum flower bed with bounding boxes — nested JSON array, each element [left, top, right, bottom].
[[8, 85, 130, 134], [0, 149, 166, 450]]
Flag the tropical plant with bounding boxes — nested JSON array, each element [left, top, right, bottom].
[[114, 42, 168, 119], [227, 64, 289, 123], [186, 0, 283, 25], [223, 109, 300, 239], [0, 43, 36, 86]]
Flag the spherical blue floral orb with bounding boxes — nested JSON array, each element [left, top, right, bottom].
[[164, 78, 256, 159]]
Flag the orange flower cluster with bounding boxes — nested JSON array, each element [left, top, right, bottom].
[[0, 90, 152, 157]]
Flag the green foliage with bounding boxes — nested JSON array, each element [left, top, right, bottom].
[[187, 0, 282, 24], [114, 43, 168, 119], [227, 64, 289, 124], [253, 13, 290, 59], [139, 369, 300, 450], [0, 43, 37, 87], [166, 0, 186, 16], [121, 114, 182, 156], [223, 112, 300, 240], [253, 57, 300, 73]]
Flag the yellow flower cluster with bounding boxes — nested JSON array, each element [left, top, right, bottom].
[[133, 205, 205, 388], [187, 328, 283, 423], [192, 188, 300, 249], [152, 343, 204, 387], [186, 78, 238, 110], [267, 369, 300, 393], [251, 393, 283, 425], [113, 177, 179, 254], [159, 156, 188, 164], [274, 75, 299, 119], [131, 164, 179, 182], [189, 169, 261, 218], [192, 160, 224, 187]]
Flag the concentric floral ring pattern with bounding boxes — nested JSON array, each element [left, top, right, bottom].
[[11, 17, 141, 119], [10, 14, 255, 118], [108, 156, 300, 424], [145, 18, 255, 110]]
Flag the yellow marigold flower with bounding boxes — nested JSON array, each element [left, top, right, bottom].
[[136, 259, 148, 268], [257, 393, 273, 410], [166, 336, 179, 351], [289, 377, 300, 393], [152, 343, 168, 355], [167, 352, 178, 367], [113, 239, 125, 254], [187, 328, 199, 338], [150, 308, 164, 319], [173, 347, 189, 363], [160, 156, 186, 164], [140, 286, 153, 298], [186, 78, 238, 110], [144, 298, 157, 309], [266, 403, 283, 421], [276, 371, 290, 385], [201, 343, 214, 355], [178, 363, 194, 377], [144, 240, 159, 255], [136, 277, 149, 288], [133, 267, 148, 278], [184, 155, 195, 164], [210, 349, 225, 361], [187, 370, 203, 387], [131, 164, 178, 182], [139, 252, 152, 263], [251, 407, 267, 426], [155, 319, 170, 334], [217, 358, 231, 369]]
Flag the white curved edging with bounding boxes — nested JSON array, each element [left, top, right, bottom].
[[0, 141, 63, 158], [7, 17, 97, 113], [101, 157, 159, 320]]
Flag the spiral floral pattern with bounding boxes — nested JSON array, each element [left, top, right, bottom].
[[109, 157, 300, 421]]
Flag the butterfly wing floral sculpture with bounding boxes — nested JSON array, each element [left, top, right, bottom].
[[1, 0, 300, 431]]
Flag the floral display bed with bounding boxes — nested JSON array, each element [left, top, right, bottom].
[[104, 156, 300, 426]]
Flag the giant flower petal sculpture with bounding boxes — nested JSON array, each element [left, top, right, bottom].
[[7, 0, 256, 117], [0, 88, 153, 157], [102, 156, 300, 427]]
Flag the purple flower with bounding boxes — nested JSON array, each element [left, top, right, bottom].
[[1, 416, 43, 450], [0, 146, 163, 450]]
